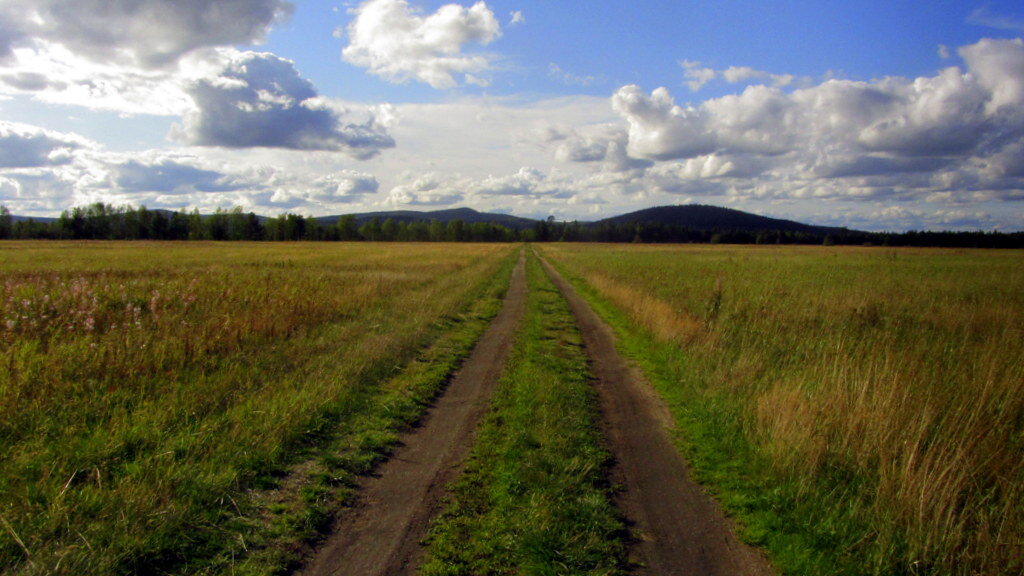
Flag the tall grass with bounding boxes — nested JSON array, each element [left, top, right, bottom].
[[541, 244, 1024, 576], [0, 241, 515, 574]]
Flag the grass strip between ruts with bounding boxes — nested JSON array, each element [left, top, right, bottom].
[[420, 250, 629, 576]]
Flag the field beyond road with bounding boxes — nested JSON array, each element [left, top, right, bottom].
[[0, 241, 516, 574], [541, 244, 1024, 576]]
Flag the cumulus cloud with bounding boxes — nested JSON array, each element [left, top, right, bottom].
[[342, 0, 501, 89], [0, 0, 292, 68], [176, 51, 395, 157], [509, 11, 525, 26], [682, 60, 800, 92], [0, 16, 23, 62], [586, 38, 1024, 215], [0, 1, 296, 115], [959, 38, 1024, 113], [615, 38, 1024, 176], [472, 167, 545, 196], [0, 121, 89, 169], [387, 172, 466, 205], [681, 60, 716, 92], [310, 170, 379, 201], [114, 157, 241, 194], [612, 85, 717, 160], [552, 124, 653, 172]]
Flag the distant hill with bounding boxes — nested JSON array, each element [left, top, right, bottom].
[[11, 215, 58, 224], [595, 204, 848, 235], [316, 207, 537, 230]]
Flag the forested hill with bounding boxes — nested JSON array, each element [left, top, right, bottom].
[[316, 207, 537, 230], [597, 204, 847, 235], [2, 202, 1023, 247]]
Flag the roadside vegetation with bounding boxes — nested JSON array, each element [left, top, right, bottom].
[[420, 252, 628, 575], [540, 244, 1024, 576], [0, 241, 515, 574]]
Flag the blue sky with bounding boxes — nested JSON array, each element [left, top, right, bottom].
[[1, 0, 1023, 230]]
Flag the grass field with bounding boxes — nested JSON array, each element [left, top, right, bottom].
[[4, 240, 1021, 575], [540, 244, 1024, 576], [0, 241, 516, 574]]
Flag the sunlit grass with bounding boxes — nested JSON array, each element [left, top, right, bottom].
[[0, 241, 515, 574], [541, 243, 1024, 576]]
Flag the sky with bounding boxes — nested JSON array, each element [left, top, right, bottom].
[[1, 1, 1023, 231]]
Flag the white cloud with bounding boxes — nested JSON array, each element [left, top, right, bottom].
[[612, 85, 717, 160], [387, 172, 466, 205], [0, 41, 214, 115], [682, 60, 799, 92], [593, 38, 1024, 215], [509, 11, 525, 26], [472, 167, 545, 196], [721, 66, 794, 87], [175, 51, 395, 157], [0, 121, 91, 168], [342, 0, 501, 89], [681, 59, 716, 92], [0, 0, 292, 69], [959, 38, 1024, 113], [968, 6, 1024, 33], [548, 63, 603, 87]]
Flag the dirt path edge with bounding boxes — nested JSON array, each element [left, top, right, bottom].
[[538, 253, 774, 576], [297, 251, 527, 576]]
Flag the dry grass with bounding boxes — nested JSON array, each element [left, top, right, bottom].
[[0, 241, 515, 574], [541, 243, 1024, 575]]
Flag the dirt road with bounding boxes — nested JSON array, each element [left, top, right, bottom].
[[298, 249, 772, 575], [539, 255, 774, 576], [298, 252, 527, 576]]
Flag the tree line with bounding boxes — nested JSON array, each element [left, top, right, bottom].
[[2, 203, 1022, 248]]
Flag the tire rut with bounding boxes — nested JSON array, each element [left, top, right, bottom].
[[538, 254, 775, 576], [297, 251, 527, 576]]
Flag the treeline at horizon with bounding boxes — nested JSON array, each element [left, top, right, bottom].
[[2, 203, 1023, 248]]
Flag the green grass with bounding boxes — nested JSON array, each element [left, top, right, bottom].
[[540, 244, 1024, 576], [0, 241, 516, 575], [420, 250, 628, 576]]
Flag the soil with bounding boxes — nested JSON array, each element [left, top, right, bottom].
[[539, 255, 775, 576], [297, 252, 527, 576]]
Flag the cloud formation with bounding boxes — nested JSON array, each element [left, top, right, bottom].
[[177, 52, 395, 157], [682, 60, 798, 92], [0, 122, 87, 168], [114, 157, 240, 194], [342, 0, 501, 89], [607, 38, 1024, 207], [0, 0, 292, 68], [387, 173, 466, 205]]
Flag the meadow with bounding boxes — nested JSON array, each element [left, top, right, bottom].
[[540, 244, 1024, 576], [0, 241, 516, 574]]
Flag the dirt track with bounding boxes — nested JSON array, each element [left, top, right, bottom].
[[298, 252, 527, 576], [298, 249, 772, 575], [539, 255, 774, 576]]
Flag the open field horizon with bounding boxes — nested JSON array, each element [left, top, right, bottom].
[[1, 241, 1021, 575]]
